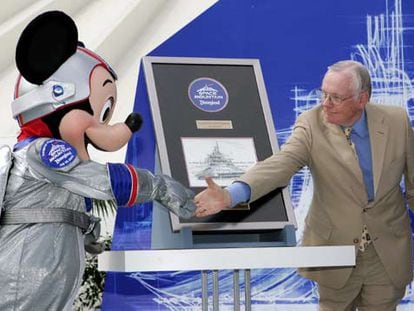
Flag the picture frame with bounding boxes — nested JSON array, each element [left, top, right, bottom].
[[143, 56, 297, 232]]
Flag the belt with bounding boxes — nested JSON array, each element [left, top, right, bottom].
[[0, 208, 93, 232]]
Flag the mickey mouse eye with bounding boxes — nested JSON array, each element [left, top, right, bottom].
[[99, 98, 113, 123]]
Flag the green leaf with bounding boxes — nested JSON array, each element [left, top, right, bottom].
[[92, 199, 116, 219]]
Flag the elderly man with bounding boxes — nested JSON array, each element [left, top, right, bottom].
[[194, 60, 414, 310]]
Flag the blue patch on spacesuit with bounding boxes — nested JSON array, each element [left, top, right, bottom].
[[40, 139, 77, 169]]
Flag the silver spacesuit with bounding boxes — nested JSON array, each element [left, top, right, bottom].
[[0, 137, 195, 310]]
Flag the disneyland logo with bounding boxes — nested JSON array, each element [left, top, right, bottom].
[[188, 78, 228, 112], [41, 139, 76, 168]]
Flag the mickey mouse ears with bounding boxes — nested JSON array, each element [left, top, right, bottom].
[[16, 11, 78, 85]]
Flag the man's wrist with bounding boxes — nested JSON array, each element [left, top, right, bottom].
[[223, 189, 232, 209], [225, 182, 251, 208]]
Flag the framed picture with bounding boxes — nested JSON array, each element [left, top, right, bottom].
[[143, 56, 296, 232]]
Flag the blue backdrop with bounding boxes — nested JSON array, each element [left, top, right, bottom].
[[102, 0, 414, 309]]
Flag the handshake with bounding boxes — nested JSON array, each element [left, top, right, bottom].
[[136, 170, 228, 219]]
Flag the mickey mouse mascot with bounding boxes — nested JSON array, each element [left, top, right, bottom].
[[0, 11, 195, 310]]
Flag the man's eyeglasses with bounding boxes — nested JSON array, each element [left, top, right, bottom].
[[316, 89, 357, 105]]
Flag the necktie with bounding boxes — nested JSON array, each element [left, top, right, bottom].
[[344, 127, 357, 157], [343, 127, 372, 252]]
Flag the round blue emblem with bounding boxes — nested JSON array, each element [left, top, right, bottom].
[[40, 139, 77, 169], [188, 78, 228, 112], [52, 84, 64, 97]]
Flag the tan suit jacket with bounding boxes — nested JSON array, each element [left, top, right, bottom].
[[239, 103, 414, 289]]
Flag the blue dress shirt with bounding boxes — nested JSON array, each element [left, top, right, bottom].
[[347, 110, 375, 202], [226, 181, 251, 208]]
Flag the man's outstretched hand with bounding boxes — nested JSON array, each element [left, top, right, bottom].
[[194, 177, 231, 217]]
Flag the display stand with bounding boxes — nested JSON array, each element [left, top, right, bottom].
[[134, 56, 308, 310], [149, 186, 298, 310]]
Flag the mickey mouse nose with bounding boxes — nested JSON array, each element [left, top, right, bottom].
[[124, 112, 143, 133]]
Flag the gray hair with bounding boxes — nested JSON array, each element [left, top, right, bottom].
[[327, 60, 372, 99]]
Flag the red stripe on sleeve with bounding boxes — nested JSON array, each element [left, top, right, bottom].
[[126, 164, 139, 207]]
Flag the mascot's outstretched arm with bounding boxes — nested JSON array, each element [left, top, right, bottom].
[[25, 137, 195, 219]]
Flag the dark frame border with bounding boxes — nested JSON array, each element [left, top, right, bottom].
[[143, 56, 297, 232]]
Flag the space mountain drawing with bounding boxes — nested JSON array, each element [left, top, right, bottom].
[[113, 0, 414, 309], [195, 142, 245, 180]]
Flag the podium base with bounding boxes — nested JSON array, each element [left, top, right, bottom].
[[151, 202, 296, 249]]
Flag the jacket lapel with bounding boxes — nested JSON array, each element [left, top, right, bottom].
[[366, 104, 387, 196]]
